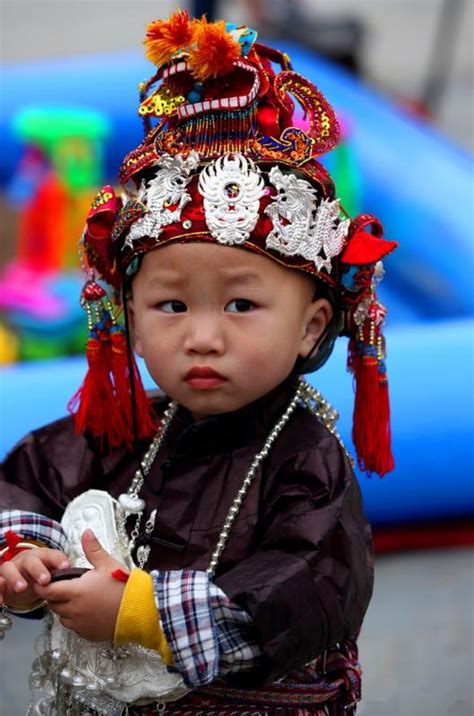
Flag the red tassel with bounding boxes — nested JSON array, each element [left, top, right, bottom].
[[352, 351, 380, 474], [350, 328, 395, 477], [347, 280, 396, 478], [68, 337, 130, 448], [69, 278, 158, 449], [373, 371, 395, 476], [110, 330, 156, 442]]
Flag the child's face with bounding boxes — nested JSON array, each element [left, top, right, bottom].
[[128, 243, 332, 418]]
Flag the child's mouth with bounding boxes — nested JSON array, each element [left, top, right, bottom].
[[185, 366, 227, 390]]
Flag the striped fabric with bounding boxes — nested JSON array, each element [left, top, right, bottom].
[[211, 581, 262, 676], [0, 509, 68, 552], [129, 640, 361, 714], [130, 699, 352, 715]]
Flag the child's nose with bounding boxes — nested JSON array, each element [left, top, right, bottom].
[[183, 315, 225, 355]]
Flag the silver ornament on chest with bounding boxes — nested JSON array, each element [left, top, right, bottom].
[[136, 545, 151, 568], [118, 493, 146, 514]]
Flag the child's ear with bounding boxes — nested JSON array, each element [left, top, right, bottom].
[[126, 299, 144, 357], [299, 298, 333, 358]]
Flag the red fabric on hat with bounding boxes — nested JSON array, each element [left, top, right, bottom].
[[341, 231, 398, 265], [84, 187, 122, 289]]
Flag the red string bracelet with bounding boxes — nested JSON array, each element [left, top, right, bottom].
[[0, 530, 32, 565]]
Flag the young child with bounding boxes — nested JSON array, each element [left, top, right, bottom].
[[0, 12, 397, 715]]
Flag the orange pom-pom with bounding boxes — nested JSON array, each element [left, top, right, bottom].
[[188, 18, 241, 81], [145, 10, 196, 67]]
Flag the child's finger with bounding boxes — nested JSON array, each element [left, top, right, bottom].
[[35, 549, 71, 573], [17, 553, 55, 586], [0, 576, 8, 603], [14, 549, 70, 586], [81, 529, 111, 567], [0, 560, 28, 592], [33, 578, 77, 603], [30, 550, 70, 583]]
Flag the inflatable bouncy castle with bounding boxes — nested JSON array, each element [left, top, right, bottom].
[[1, 42, 472, 544]]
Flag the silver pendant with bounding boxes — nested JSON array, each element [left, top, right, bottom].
[[118, 493, 145, 514], [59, 667, 74, 685], [0, 610, 12, 639], [71, 674, 87, 689], [136, 545, 151, 569]]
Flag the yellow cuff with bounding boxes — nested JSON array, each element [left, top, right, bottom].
[[114, 569, 174, 666]]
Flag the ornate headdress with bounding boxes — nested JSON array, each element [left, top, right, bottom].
[[72, 11, 397, 476]]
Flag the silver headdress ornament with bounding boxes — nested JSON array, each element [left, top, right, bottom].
[[265, 165, 350, 273], [198, 153, 266, 245], [124, 151, 200, 248], [121, 153, 349, 273]]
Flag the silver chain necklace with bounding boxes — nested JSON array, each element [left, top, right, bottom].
[[117, 378, 350, 575]]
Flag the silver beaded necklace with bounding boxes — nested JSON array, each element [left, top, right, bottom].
[[116, 378, 351, 575]]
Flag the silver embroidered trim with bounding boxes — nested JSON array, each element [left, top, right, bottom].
[[124, 151, 200, 248], [265, 166, 350, 273], [198, 153, 265, 245]]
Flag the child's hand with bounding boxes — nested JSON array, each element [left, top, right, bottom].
[[33, 529, 128, 642], [0, 547, 70, 609]]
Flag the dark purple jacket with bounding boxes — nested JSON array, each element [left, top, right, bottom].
[[1, 378, 373, 685]]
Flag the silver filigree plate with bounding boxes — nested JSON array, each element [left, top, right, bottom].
[[198, 153, 265, 245], [265, 165, 350, 272], [124, 151, 200, 248], [61, 489, 133, 569], [48, 489, 188, 706]]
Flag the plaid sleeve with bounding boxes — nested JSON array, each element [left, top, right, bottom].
[[152, 570, 262, 688], [209, 580, 262, 675], [0, 509, 68, 552]]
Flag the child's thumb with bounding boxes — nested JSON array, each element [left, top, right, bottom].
[[81, 529, 109, 567]]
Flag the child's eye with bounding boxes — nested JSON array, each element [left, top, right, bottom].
[[157, 300, 187, 313], [225, 299, 255, 313]]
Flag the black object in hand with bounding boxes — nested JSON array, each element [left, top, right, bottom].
[[50, 567, 90, 582]]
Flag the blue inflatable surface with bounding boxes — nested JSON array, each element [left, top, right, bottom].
[[1, 45, 473, 525], [2, 45, 473, 320], [1, 320, 473, 525]]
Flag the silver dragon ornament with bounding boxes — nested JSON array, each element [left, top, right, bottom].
[[124, 151, 200, 248], [265, 166, 350, 272]]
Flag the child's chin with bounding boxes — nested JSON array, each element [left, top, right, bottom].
[[181, 392, 243, 418]]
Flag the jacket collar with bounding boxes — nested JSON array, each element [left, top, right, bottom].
[[167, 376, 299, 459]]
